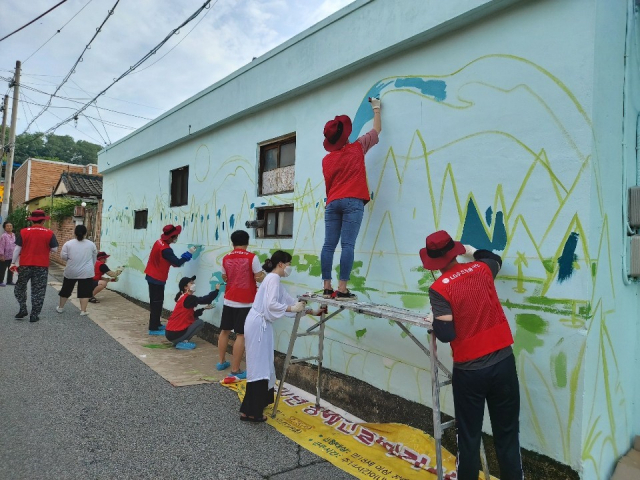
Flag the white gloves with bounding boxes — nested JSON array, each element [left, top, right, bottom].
[[463, 244, 477, 256], [369, 97, 381, 110], [188, 246, 198, 254], [290, 301, 306, 313]]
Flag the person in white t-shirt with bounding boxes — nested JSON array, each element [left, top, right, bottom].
[[217, 230, 265, 378], [56, 225, 98, 316]]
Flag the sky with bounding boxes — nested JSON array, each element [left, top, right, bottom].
[[0, 0, 355, 146]]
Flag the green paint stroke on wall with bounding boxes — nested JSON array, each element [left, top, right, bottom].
[[400, 293, 429, 309], [128, 254, 146, 273], [356, 328, 367, 339], [513, 313, 549, 357], [552, 351, 568, 388], [110, 241, 118, 247]]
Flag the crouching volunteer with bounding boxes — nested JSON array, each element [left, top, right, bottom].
[[90, 251, 123, 303], [165, 276, 220, 350], [240, 250, 323, 422], [421, 230, 523, 480], [144, 224, 197, 335]]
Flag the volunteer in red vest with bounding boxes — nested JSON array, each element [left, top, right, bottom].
[[144, 224, 196, 335], [165, 276, 220, 350], [217, 230, 265, 377], [89, 251, 123, 303], [11, 209, 59, 323], [321, 96, 382, 301], [422, 230, 523, 480]]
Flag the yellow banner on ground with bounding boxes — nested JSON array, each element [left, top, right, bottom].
[[222, 381, 497, 480]]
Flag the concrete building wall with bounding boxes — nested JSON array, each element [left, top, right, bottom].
[[98, 0, 640, 477]]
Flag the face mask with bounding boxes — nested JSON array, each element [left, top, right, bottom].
[[283, 265, 292, 277], [189, 284, 197, 292]]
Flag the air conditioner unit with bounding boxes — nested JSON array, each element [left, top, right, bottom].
[[73, 206, 85, 217]]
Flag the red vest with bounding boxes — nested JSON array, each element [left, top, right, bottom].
[[323, 142, 370, 205], [222, 249, 257, 303], [166, 294, 195, 332], [430, 262, 513, 363], [93, 260, 105, 280], [19, 226, 54, 267], [144, 240, 172, 281]]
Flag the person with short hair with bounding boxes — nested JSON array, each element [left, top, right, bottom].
[[144, 224, 196, 335], [56, 225, 98, 316], [0, 221, 16, 286], [89, 251, 123, 303], [217, 230, 265, 377], [11, 210, 59, 322], [240, 250, 322, 422], [165, 276, 220, 350], [321, 96, 382, 301], [422, 230, 522, 480]]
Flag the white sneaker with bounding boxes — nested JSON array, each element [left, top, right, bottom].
[[55, 306, 64, 313], [80, 311, 89, 316]]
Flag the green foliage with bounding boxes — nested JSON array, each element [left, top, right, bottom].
[[5, 205, 29, 233], [43, 198, 82, 225], [2, 131, 102, 166]]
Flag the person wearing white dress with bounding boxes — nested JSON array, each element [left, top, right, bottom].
[[240, 250, 321, 422]]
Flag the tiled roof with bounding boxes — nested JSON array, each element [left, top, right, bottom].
[[59, 172, 103, 197]]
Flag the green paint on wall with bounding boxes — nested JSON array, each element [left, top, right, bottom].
[[356, 328, 367, 339], [542, 258, 555, 273], [591, 261, 597, 278], [513, 313, 549, 357], [128, 254, 146, 273], [400, 293, 429, 309], [552, 351, 568, 388], [110, 241, 118, 247]]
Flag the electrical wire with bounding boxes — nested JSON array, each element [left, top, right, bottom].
[[66, 82, 111, 143], [82, 114, 107, 144], [46, 0, 213, 134], [23, 0, 95, 64], [0, 0, 69, 43], [23, 0, 121, 133]]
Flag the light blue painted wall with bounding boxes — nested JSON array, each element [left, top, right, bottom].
[[99, 0, 639, 478]]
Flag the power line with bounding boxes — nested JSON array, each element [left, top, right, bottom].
[[46, 0, 213, 134], [23, 0, 95, 64], [0, 0, 69, 43], [23, 0, 121, 133]]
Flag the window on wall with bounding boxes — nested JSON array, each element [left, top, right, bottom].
[[259, 135, 295, 195], [170, 166, 189, 207], [134, 209, 148, 229], [256, 205, 294, 238]]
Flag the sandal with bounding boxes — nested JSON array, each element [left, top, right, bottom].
[[240, 415, 267, 423], [89, 297, 99, 303]]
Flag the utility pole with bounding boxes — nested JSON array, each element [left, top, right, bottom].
[[1, 61, 20, 220], [0, 94, 8, 206]]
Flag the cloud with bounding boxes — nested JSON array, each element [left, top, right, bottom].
[[0, 0, 354, 145]]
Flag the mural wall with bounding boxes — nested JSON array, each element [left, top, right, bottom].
[[100, 1, 637, 478]]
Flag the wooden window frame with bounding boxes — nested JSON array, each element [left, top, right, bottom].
[[256, 204, 294, 239], [134, 209, 148, 229], [258, 134, 296, 196], [170, 166, 189, 207]]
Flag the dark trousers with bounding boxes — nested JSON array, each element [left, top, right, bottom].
[[147, 281, 165, 330], [14, 266, 49, 316], [0, 259, 13, 284], [165, 319, 204, 345], [452, 354, 523, 480]]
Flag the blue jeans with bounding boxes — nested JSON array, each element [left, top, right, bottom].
[[321, 198, 365, 281]]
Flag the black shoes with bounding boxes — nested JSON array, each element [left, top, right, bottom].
[[15, 310, 28, 319], [29, 315, 40, 323], [335, 290, 357, 301], [322, 289, 334, 299]]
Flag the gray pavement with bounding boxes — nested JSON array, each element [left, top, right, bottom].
[[0, 278, 354, 480]]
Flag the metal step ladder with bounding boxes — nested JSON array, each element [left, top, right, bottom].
[[271, 293, 491, 480]]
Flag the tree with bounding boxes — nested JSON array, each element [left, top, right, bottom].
[[3, 132, 102, 166]]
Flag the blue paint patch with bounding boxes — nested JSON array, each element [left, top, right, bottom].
[[316, 202, 319, 208], [460, 200, 507, 251], [350, 78, 446, 140], [558, 232, 579, 283], [230, 214, 235, 229], [370, 191, 374, 200], [160, 212, 163, 220], [250, 203, 255, 209], [209, 272, 226, 303], [182, 219, 186, 227], [485, 207, 493, 227], [191, 214, 194, 222], [124, 207, 129, 210], [108, 205, 112, 211], [216, 209, 221, 218], [200, 215, 204, 222], [261, 202, 266, 206], [215, 227, 219, 241], [222, 222, 225, 231], [174, 216, 178, 221], [207, 214, 210, 220]]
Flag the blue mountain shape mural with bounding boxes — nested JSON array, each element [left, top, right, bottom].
[[460, 200, 507, 251]]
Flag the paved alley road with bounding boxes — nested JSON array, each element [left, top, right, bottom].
[[0, 280, 354, 480]]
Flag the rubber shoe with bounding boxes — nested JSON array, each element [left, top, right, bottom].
[[0, 283, 6, 287], [80, 311, 89, 317], [148, 329, 165, 336], [29, 315, 40, 323], [175, 341, 196, 350], [230, 370, 247, 380], [156, 324, 166, 331], [216, 361, 231, 371], [322, 289, 334, 299], [335, 290, 357, 301], [15, 310, 28, 319], [55, 306, 64, 313]]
